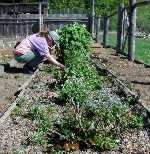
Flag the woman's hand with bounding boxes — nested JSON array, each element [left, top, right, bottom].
[[45, 53, 65, 70], [58, 63, 65, 70]]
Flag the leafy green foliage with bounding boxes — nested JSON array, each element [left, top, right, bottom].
[[48, 0, 128, 15], [28, 104, 58, 145], [12, 106, 22, 116], [61, 76, 89, 103], [30, 130, 46, 145], [57, 23, 100, 103], [94, 134, 119, 150], [29, 104, 53, 132], [11, 96, 27, 116], [129, 114, 143, 128], [16, 96, 27, 107], [45, 23, 144, 151], [56, 99, 132, 151], [45, 65, 64, 81], [48, 0, 86, 10], [137, 1, 150, 32]]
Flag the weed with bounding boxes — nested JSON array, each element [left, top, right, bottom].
[[11, 106, 22, 116], [130, 114, 143, 128], [30, 130, 46, 145], [16, 96, 27, 107]]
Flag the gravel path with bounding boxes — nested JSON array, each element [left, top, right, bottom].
[[0, 48, 30, 117]]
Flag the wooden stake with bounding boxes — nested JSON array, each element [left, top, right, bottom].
[[128, 0, 136, 61], [117, 3, 124, 53]]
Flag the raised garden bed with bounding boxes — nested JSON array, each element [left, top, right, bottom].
[[91, 46, 150, 112], [0, 24, 149, 154], [0, 62, 149, 153]]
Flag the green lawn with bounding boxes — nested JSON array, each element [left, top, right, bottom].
[[106, 32, 150, 64]]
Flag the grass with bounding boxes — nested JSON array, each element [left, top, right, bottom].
[[106, 32, 150, 64], [135, 38, 150, 64]]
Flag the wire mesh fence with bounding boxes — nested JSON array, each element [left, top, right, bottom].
[[135, 5, 150, 64], [99, 2, 150, 65], [107, 14, 118, 48]]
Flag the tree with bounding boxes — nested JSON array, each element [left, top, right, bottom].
[[48, 0, 86, 10], [95, 0, 129, 15], [48, 0, 129, 15]]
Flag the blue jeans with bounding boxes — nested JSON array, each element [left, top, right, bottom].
[[15, 50, 44, 69]]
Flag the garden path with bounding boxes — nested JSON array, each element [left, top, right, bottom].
[[92, 43, 150, 112], [0, 48, 29, 117]]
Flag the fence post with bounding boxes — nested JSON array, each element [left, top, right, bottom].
[[92, 0, 95, 38], [117, 3, 124, 53], [128, 0, 136, 61], [103, 15, 109, 48], [39, 2, 43, 32], [43, 3, 49, 31], [95, 16, 101, 43]]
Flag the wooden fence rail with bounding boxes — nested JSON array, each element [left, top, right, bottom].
[[0, 14, 92, 48], [0, 14, 91, 37]]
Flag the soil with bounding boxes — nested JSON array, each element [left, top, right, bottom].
[[0, 48, 30, 117], [91, 43, 150, 111]]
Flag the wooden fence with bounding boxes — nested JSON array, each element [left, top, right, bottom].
[[0, 14, 91, 37], [0, 14, 91, 48]]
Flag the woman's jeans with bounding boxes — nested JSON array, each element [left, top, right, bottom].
[[15, 50, 44, 70]]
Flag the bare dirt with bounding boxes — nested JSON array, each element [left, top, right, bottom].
[[0, 48, 29, 117], [91, 43, 150, 111]]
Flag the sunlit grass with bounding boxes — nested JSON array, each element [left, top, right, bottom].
[[106, 32, 150, 64]]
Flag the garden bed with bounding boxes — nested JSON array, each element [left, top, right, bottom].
[[0, 63, 149, 153], [91, 45, 150, 111], [0, 24, 150, 154]]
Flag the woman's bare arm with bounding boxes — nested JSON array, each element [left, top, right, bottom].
[[45, 53, 64, 70]]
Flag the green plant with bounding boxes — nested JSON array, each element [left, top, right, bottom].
[[60, 76, 90, 103], [27, 103, 61, 146], [30, 130, 46, 145], [94, 134, 119, 150], [56, 23, 100, 104], [46, 23, 144, 152], [126, 96, 138, 106], [16, 96, 27, 107], [11, 96, 27, 116], [55, 99, 131, 151], [130, 114, 143, 128], [11, 106, 22, 116], [29, 105, 53, 131]]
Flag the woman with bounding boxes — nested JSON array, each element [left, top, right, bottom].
[[13, 31, 64, 74]]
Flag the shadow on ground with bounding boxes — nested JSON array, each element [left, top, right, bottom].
[[0, 63, 23, 73]]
